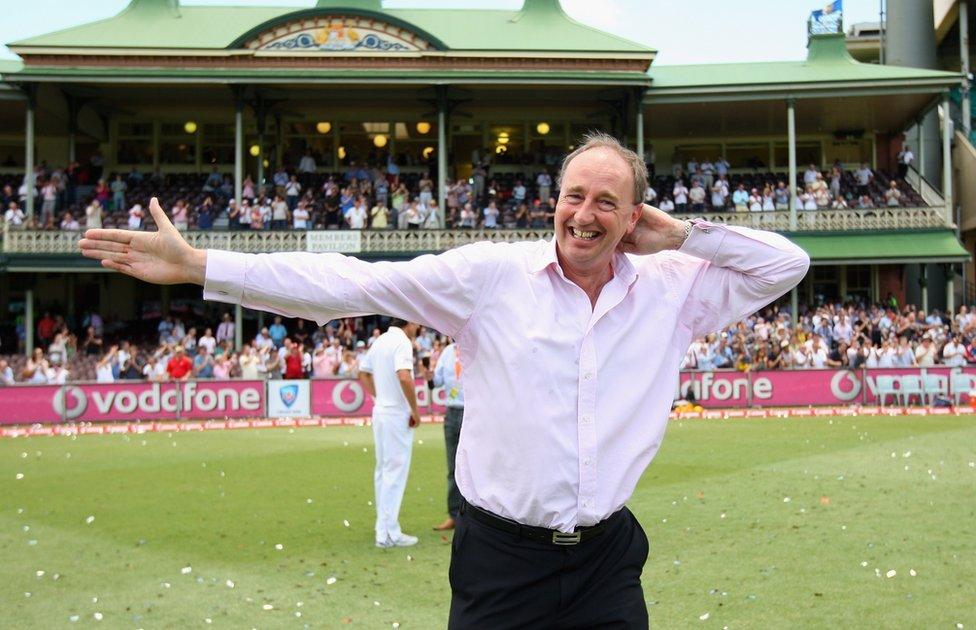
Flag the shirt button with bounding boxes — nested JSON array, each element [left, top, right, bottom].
[[583, 372, 593, 380], [583, 458, 592, 466], [219, 291, 228, 295], [582, 499, 590, 507], [581, 415, 591, 423]]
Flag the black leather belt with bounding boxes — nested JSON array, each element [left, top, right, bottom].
[[459, 498, 618, 546]]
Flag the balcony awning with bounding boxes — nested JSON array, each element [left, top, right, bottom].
[[791, 230, 970, 265]]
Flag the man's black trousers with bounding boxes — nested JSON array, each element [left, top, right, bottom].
[[447, 502, 649, 628]]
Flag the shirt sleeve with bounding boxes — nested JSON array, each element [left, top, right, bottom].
[[203, 241, 505, 336], [673, 221, 810, 338], [394, 338, 414, 374]]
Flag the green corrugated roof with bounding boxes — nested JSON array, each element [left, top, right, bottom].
[[649, 34, 960, 91], [9, 0, 653, 54], [793, 230, 970, 264]]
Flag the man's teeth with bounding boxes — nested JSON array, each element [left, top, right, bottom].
[[571, 227, 599, 240]]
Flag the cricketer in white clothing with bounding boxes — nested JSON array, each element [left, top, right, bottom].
[[359, 322, 423, 548]]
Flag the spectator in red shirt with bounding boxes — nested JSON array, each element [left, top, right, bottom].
[[284, 343, 305, 379], [166, 346, 193, 381], [37, 311, 57, 345]]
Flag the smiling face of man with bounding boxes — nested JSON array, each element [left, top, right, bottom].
[[555, 146, 642, 278]]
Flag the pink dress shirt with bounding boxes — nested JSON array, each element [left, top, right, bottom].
[[203, 222, 809, 532]]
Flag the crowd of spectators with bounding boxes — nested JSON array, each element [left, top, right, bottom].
[[646, 156, 923, 214], [1, 146, 929, 236], [0, 310, 447, 385], [5, 298, 976, 386], [682, 299, 976, 372]]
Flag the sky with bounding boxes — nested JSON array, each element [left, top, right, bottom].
[[0, 0, 885, 65]]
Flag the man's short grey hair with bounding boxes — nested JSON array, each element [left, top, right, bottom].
[[556, 131, 648, 205]]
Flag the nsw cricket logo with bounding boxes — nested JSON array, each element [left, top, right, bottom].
[[279, 384, 299, 408]]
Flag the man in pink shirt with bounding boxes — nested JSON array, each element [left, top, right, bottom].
[[80, 132, 809, 627]]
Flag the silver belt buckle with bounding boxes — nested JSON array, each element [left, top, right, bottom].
[[552, 531, 582, 545]]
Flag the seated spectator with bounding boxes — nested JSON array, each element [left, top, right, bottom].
[[4, 201, 25, 228], [60, 212, 80, 231], [482, 201, 500, 229]]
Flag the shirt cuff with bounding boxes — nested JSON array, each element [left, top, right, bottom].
[[202, 249, 248, 304], [678, 219, 726, 263]]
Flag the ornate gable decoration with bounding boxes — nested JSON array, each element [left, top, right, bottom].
[[246, 16, 433, 53]]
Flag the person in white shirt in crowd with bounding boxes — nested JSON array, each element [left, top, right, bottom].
[[85, 199, 104, 229], [878, 339, 897, 368], [238, 344, 261, 380], [536, 170, 551, 202], [142, 355, 166, 381], [644, 184, 657, 205], [96, 346, 117, 383], [884, 181, 902, 207], [807, 335, 829, 368], [293, 202, 310, 230], [685, 156, 698, 174], [855, 162, 873, 197], [199, 327, 217, 355], [657, 195, 674, 213], [347, 199, 368, 229], [688, 181, 706, 213], [672, 180, 689, 212], [915, 335, 938, 366], [0, 359, 14, 385], [748, 188, 762, 212], [359, 320, 423, 548], [699, 159, 714, 189], [60, 212, 80, 231], [24, 348, 50, 383], [862, 339, 882, 368], [897, 144, 914, 180], [956, 305, 975, 333], [942, 334, 967, 367], [298, 149, 317, 174], [833, 314, 853, 345], [127, 203, 144, 230], [423, 199, 441, 229], [285, 175, 302, 210], [4, 201, 25, 228], [711, 176, 729, 210]]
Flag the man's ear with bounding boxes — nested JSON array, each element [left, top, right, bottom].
[[627, 203, 643, 231]]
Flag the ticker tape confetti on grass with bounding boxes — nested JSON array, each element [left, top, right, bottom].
[[0, 405, 972, 439]]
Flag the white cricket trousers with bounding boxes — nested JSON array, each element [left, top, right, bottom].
[[372, 409, 414, 544]]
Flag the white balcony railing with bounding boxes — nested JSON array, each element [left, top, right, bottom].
[[2, 207, 950, 256]]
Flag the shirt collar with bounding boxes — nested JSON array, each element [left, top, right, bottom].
[[529, 237, 638, 287]]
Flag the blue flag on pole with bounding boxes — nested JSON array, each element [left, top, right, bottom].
[[810, 0, 843, 35]]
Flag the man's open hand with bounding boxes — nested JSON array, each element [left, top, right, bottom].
[[78, 197, 207, 285], [617, 203, 688, 255]]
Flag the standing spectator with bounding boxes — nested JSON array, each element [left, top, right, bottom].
[[803, 163, 819, 186], [284, 343, 305, 379], [40, 179, 58, 226], [482, 200, 500, 229], [672, 180, 688, 212], [293, 201, 311, 230], [199, 327, 217, 354], [285, 175, 302, 211], [536, 170, 551, 202], [111, 174, 127, 211], [688, 181, 706, 213], [298, 149, 316, 174], [216, 312, 235, 347], [125, 203, 143, 230], [897, 145, 914, 180], [418, 172, 434, 207], [915, 335, 938, 366], [238, 345, 260, 379], [943, 334, 967, 366], [710, 177, 728, 210], [855, 163, 873, 197], [269, 316, 288, 348], [96, 346, 117, 383], [85, 199, 104, 229], [197, 197, 214, 230], [171, 200, 189, 231], [312, 344, 338, 377], [369, 201, 389, 229], [512, 180, 526, 206], [271, 194, 290, 230], [731, 183, 749, 212], [347, 199, 368, 229], [424, 199, 441, 229]]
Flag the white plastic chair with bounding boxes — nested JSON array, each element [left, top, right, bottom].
[[898, 375, 924, 406], [922, 374, 947, 405], [875, 375, 899, 406], [951, 372, 975, 406]]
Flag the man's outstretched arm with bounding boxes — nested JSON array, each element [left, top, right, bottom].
[[80, 197, 502, 337]]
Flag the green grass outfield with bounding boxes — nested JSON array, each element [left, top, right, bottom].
[[2, 416, 975, 629]]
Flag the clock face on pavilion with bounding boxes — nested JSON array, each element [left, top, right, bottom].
[[247, 16, 433, 53]]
